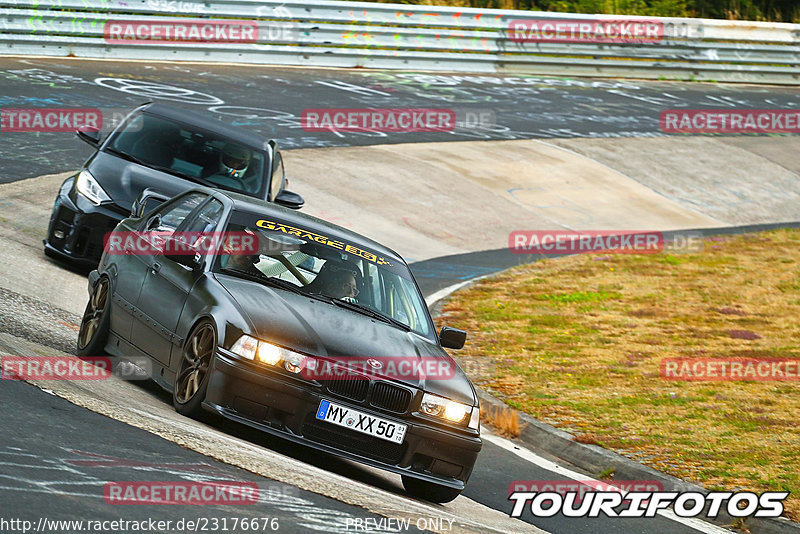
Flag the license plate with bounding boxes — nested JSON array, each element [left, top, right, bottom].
[[316, 400, 407, 444]]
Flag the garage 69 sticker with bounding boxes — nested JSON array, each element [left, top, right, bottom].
[[255, 219, 393, 267]]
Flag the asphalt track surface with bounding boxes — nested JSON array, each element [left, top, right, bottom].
[[0, 56, 786, 533], [3, 56, 800, 183], [0, 380, 405, 534]]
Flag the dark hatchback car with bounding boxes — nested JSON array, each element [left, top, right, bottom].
[[45, 102, 304, 266], [78, 187, 481, 503]]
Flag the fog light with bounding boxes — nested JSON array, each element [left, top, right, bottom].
[[54, 230, 65, 239]]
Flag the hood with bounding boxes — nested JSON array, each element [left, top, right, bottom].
[[215, 274, 476, 405], [87, 151, 205, 213]]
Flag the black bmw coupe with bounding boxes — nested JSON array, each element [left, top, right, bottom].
[[78, 187, 481, 503]]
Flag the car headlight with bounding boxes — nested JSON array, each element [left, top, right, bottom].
[[230, 335, 259, 360], [420, 392, 475, 426], [75, 169, 111, 205], [230, 335, 310, 374]]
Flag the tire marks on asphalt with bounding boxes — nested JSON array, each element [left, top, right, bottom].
[[0, 304, 542, 534], [0, 286, 80, 355]]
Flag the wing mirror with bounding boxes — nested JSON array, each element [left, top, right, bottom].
[[274, 189, 304, 210], [162, 237, 204, 271], [77, 130, 102, 148], [439, 326, 467, 349], [132, 189, 170, 218]]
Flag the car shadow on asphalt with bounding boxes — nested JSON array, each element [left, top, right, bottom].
[[44, 253, 95, 277], [126, 376, 411, 498]]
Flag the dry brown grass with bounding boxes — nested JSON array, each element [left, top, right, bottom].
[[439, 229, 800, 520], [573, 433, 606, 447], [481, 404, 524, 438]]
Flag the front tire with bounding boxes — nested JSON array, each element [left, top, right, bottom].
[[173, 321, 216, 417], [401, 475, 462, 503], [77, 277, 111, 356]]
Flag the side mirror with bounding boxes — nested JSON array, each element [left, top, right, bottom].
[[144, 214, 162, 231], [439, 326, 466, 350], [77, 130, 102, 148], [162, 237, 203, 271], [132, 189, 170, 218], [274, 189, 304, 210]]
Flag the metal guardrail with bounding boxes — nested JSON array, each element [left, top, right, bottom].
[[1, 0, 798, 84]]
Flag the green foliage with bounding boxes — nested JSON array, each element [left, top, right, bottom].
[[361, 0, 799, 22]]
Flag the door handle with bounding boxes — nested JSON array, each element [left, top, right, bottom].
[[151, 262, 161, 275]]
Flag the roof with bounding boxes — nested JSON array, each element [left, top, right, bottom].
[[141, 102, 273, 151], [218, 189, 405, 265]]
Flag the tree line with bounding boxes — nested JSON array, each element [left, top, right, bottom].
[[365, 0, 799, 22]]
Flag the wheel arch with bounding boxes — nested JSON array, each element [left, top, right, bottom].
[[170, 276, 250, 378]]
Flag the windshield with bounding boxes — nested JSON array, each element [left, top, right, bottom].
[[216, 213, 434, 339], [107, 112, 267, 197]]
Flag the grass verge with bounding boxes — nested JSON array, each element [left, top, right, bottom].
[[439, 229, 800, 519]]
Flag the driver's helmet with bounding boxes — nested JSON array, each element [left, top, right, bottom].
[[220, 143, 251, 179]]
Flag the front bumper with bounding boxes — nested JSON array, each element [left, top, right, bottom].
[[44, 177, 128, 265], [204, 349, 482, 489]]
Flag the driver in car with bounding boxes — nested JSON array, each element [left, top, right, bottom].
[[326, 269, 359, 303], [220, 228, 262, 276], [219, 143, 251, 179]]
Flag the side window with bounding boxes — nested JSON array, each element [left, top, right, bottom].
[[146, 193, 206, 234], [183, 199, 224, 234], [181, 199, 225, 250], [270, 152, 285, 201]]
